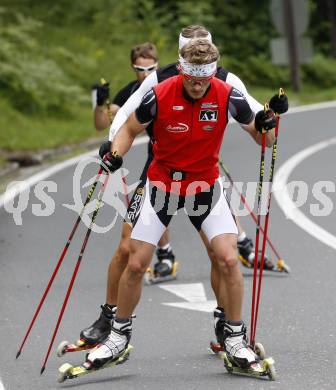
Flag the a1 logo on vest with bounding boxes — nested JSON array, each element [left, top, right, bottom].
[[199, 110, 218, 122]]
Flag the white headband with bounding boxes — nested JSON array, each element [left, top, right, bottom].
[[178, 31, 212, 50], [179, 55, 217, 78]]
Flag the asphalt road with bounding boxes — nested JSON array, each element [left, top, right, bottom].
[[1, 105, 336, 390]]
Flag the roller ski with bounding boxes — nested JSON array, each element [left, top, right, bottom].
[[57, 304, 115, 357], [58, 318, 132, 382], [145, 247, 178, 284], [58, 345, 133, 382], [220, 322, 277, 381], [238, 236, 290, 273]]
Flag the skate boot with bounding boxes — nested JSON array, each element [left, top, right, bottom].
[[210, 307, 226, 354], [80, 304, 116, 345], [237, 236, 274, 271], [145, 247, 178, 284], [57, 304, 116, 357], [223, 321, 257, 368], [85, 319, 132, 369], [221, 321, 277, 380], [58, 319, 133, 382]]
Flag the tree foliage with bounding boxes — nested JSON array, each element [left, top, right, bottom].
[[0, 0, 335, 116], [0, 7, 90, 114]]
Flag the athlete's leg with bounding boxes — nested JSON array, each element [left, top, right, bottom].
[[105, 222, 132, 305], [116, 239, 156, 318], [116, 182, 171, 318], [157, 229, 169, 247], [198, 229, 227, 309], [210, 233, 243, 321]]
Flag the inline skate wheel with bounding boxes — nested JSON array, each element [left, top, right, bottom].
[[254, 342, 266, 360], [144, 269, 153, 285], [267, 362, 277, 381], [57, 363, 73, 383], [56, 341, 69, 358]]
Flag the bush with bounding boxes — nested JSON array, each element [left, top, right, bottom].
[[302, 54, 336, 87], [221, 55, 290, 88], [0, 7, 90, 114]]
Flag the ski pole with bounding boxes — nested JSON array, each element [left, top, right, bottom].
[[250, 103, 268, 345], [218, 160, 282, 261], [40, 170, 110, 375], [16, 166, 103, 359], [251, 89, 283, 344]]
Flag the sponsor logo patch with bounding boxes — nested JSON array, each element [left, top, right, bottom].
[[199, 110, 218, 122], [173, 105, 184, 110], [166, 123, 189, 133], [201, 102, 218, 109], [203, 125, 215, 131]]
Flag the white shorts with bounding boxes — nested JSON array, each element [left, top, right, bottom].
[[131, 178, 238, 245]]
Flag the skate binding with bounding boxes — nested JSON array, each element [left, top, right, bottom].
[[209, 308, 226, 354], [56, 339, 98, 357], [209, 340, 224, 354], [57, 345, 133, 383], [221, 342, 277, 380]]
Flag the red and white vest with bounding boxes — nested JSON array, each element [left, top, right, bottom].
[[148, 75, 232, 195]]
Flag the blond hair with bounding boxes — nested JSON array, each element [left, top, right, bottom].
[[180, 25, 209, 39], [180, 38, 219, 65]]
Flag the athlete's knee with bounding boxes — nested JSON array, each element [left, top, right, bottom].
[[119, 239, 130, 262], [126, 256, 148, 278], [215, 249, 239, 271]]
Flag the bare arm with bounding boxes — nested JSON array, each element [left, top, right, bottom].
[[112, 112, 148, 156], [94, 104, 120, 131]]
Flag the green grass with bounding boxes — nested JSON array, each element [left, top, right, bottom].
[[250, 85, 336, 107], [1, 9, 335, 153], [0, 99, 105, 151], [1, 83, 336, 153]]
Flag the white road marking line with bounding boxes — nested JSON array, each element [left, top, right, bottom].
[[159, 283, 207, 302], [159, 283, 217, 312], [0, 136, 149, 209], [163, 301, 217, 313], [274, 136, 336, 250], [0, 376, 5, 390]]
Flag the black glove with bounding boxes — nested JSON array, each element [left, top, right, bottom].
[[93, 81, 110, 106], [99, 140, 111, 159], [269, 93, 288, 114], [101, 151, 123, 173], [255, 109, 276, 133]]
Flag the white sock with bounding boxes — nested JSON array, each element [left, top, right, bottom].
[[158, 243, 171, 252], [237, 232, 247, 243]]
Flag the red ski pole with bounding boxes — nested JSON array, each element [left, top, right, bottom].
[[250, 103, 268, 345], [40, 171, 110, 374], [218, 160, 282, 261], [16, 166, 103, 359], [251, 90, 283, 344]]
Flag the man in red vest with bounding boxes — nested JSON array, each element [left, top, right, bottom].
[[86, 39, 278, 371]]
